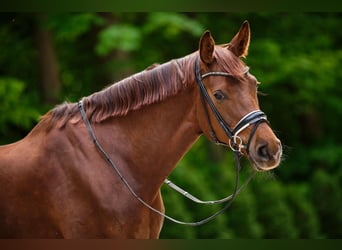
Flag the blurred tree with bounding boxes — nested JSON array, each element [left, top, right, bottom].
[[252, 180, 299, 238], [35, 13, 61, 104], [286, 184, 320, 238], [311, 170, 342, 238]]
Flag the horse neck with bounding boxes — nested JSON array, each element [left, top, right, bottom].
[[93, 86, 201, 199]]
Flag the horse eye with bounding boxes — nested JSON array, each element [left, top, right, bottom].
[[214, 91, 225, 101]]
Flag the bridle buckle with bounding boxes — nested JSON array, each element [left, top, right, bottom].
[[229, 136, 244, 153]]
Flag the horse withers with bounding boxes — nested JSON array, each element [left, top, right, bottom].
[[0, 21, 282, 238]]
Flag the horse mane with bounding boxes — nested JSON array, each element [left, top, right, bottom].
[[41, 54, 196, 130], [40, 46, 246, 130]]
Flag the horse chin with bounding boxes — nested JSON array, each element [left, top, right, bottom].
[[253, 163, 278, 172], [249, 157, 280, 172]]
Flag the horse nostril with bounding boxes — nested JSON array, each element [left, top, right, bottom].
[[257, 143, 269, 161]]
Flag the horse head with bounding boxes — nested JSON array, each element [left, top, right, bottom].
[[196, 21, 282, 171]]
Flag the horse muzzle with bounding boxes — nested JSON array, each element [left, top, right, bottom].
[[248, 134, 282, 171]]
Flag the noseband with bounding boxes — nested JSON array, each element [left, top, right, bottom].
[[78, 56, 270, 227], [195, 57, 268, 154]]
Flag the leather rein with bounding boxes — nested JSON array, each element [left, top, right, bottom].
[[78, 57, 269, 226]]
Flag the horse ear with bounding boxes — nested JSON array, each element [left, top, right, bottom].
[[199, 30, 215, 64], [227, 20, 251, 58]]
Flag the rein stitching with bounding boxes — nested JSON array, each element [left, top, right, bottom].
[[77, 56, 268, 226]]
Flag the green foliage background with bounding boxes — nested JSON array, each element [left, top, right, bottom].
[[0, 13, 341, 238]]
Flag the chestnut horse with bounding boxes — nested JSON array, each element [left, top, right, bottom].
[[0, 21, 282, 238]]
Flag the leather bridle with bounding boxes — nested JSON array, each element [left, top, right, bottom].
[[194, 57, 269, 154], [78, 56, 270, 226]]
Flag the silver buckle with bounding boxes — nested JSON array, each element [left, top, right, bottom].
[[229, 136, 244, 152]]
